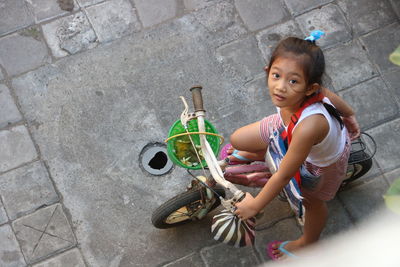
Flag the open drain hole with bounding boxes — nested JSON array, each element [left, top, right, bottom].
[[148, 151, 168, 170], [140, 143, 173, 175]]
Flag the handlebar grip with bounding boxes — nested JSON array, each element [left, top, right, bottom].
[[190, 86, 205, 112]]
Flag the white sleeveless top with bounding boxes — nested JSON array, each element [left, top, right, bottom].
[[278, 97, 347, 167]]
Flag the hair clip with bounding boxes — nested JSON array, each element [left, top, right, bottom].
[[305, 30, 325, 42]]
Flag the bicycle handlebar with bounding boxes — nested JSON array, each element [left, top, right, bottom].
[[190, 86, 244, 207], [190, 86, 205, 112]]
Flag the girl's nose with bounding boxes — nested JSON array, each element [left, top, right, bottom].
[[275, 80, 286, 92]]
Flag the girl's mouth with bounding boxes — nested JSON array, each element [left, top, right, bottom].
[[274, 94, 285, 101]]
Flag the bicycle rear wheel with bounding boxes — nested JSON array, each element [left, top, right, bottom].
[[341, 156, 373, 188], [151, 188, 225, 229]]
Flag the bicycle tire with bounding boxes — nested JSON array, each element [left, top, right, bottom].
[[341, 157, 373, 187], [151, 188, 225, 229]]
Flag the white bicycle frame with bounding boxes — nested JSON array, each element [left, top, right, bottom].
[[180, 87, 245, 212]]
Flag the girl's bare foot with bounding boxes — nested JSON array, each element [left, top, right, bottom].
[[271, 240, 304, 259], [225, 146, 264, 163]]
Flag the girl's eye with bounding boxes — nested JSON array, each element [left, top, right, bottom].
[[289, 79, 297, 84], [272, 73, 279, 79]]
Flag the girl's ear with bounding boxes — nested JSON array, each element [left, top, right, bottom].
[[264, 66, 269, 73], [306, 83, 321, 96]]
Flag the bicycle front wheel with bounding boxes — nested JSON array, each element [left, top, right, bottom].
[[151, 188, 225, 229]]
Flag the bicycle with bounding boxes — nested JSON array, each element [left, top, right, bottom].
[[151, 86, 376, 232]]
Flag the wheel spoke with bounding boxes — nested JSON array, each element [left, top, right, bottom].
[[166, 206, 193, 224]]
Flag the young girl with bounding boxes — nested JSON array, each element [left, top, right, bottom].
[[230, 35, 360, 259]]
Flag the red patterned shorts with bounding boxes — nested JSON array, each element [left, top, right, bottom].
[[260, 114, 350, 201]]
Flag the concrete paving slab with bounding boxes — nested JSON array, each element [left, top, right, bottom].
[[163, 252, 204, 267], [0, 0, 35, 36], [254, 218, 302, 262], [325, 40, 377, 91], [0, 224, 26, 267], [29, 0, 79, 23], [321, 198, 353, 238], [384, 168, 400, 184], [12, 204, 76, 264], [42, 12, 98, 58], [0, 125, 38, 173], [360, 22, 400, 73], [234, 0, 289, 32], [0, 201, 8, 225], [77, 0, 105, 8], [200, 243, 260, 266], [184, 0, 216, 11], [85, 0, 141, 43], [390, 0, 400, 18], [0, 161, 59, 220], [255, 198, 293, 230], [382, 69, 400, 104], [337, 0, 397, 35], [192, 2, 248, 48], [366, 119, 400, 172], [338, 176, 389, 222], [32, 248, 85, 267], [338, 77, 398, 130], [192, 1, 238, 33], [134, 0, 178, 28], [295, 4, 351, 48], [216, 36, 265, 84], [283, 0, 333, 16], [0, 84, 22, 128], [235, 76, 277, 122], [256, 20, 302, 63], [0, 29, 50, 77]]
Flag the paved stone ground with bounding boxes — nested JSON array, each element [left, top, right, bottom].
[[0, 0, 399, 266]]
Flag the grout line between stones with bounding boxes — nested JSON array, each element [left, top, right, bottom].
[[160, 251, 205, 267], [0, 195, 10, 226], [254, 214, 295, 231], [128, 0, 144, 30], [0, 158, 41, 179], [24, 246, 85, 267], [335, 194, 358, 224], [36, 23, 58, 63]]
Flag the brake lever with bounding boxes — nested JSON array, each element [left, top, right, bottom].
[[179, 96, 196, 127]]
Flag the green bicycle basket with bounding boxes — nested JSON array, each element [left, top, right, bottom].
[[166, 119, 221, 169]]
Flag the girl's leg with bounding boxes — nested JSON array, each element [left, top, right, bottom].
[[230, 121, 267, 152], [271, 194, 328, 258], [226, 121, 268, 161], [224, 146, 266, 162]]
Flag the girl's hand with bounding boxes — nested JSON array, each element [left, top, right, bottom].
[[234, 193, 260, 220], [342, 115, 360, 140]]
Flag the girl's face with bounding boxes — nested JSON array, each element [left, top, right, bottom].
[[267, 55, 316, 112]]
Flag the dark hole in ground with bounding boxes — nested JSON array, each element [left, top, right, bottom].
[[58, 0, 74, 11], [148, 151, 168, 170]]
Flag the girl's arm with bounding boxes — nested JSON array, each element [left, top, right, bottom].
[[235, 115, 329, 219], [321, 87, 360, 140]]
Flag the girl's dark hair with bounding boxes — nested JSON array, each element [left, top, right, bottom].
[[268, 37, 344, 128], [267, 37, 325, 86]]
